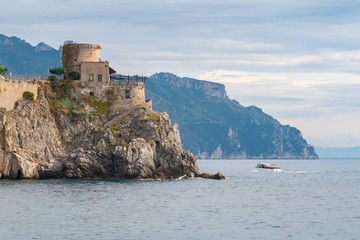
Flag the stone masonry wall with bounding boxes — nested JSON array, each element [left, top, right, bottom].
[[0, 80, 38, 110], [80, 62, 109, 83], [62, 44, 101, 77], [73, 81, 146, 111]]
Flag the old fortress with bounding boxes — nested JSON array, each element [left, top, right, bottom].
[[0, 43, 151, 111]]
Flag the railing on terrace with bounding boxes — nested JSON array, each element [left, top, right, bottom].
[[110, 74, 146, 84], [4, 74, 50, 80]]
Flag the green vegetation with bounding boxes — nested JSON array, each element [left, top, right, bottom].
[[23, 91, 35, 101], [68, 71, 80, 80], [137, 106, 147, 111], [106, 88, 117, 101], [81, 93, 114, 118], [49, 67, 64, 76], [51, 79, 74, 99], [105, 88, 118, 103], [0, 107, 6, 115], [48, 74, 57, 90], [48, 67, 65, 88], [40, 79, 83, 121], [48, 74, 57, 81], [0, 64, 8, 76], [90, 98, 109, 115]]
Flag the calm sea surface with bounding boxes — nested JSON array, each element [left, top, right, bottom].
[[1, 160, 360, 240]]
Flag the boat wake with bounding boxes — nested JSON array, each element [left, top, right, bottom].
[[251, 168, 282, 173], [283, 170, 321, 174]]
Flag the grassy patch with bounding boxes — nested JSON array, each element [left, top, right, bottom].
[[90, 98, 109, 115], [139, 111, 160, 121], [137, 106, 147, 111], [105, 88, 118, 103], [23, 91, 35, 101]]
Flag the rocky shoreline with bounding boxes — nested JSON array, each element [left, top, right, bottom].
[[0, 80, 224, 180]]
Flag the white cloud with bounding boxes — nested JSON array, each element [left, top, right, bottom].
[[196, 70, 360, 147]]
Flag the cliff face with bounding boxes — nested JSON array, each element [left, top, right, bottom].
[[150, 72, 228, 99], [146, 73, 318, 159], [0, 81, 199, 179], [0, 98, 64, 178]]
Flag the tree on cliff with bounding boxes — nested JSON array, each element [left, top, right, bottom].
[[49, 67, 64, 76], [0, 64, 8, 77], [48, 67, 65, 87]]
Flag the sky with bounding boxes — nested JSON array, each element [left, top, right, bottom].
[[1, 0, 360, 148]]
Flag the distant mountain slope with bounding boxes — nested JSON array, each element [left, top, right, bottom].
[[146, 73, 318, 159], [314, 146, 360, 159], [0, 34, 61, 74]]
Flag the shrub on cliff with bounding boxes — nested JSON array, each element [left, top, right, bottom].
[[49, 67, 64, 76], [48, 74, 57, 82], [23, 91, 35, 101], [68, 71, 80, 80], [0, 64, 8, 77], [51, 79, 74, 99]]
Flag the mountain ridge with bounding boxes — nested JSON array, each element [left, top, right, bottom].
[[0, 34, 61, 75], [146, 72, 318, 159]]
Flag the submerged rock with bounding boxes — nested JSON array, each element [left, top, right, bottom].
[[198, 171, 226, 180], [212, 171, 226, 180]]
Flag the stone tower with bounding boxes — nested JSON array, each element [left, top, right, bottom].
[[62, 43, 111, 83], [62, 44, 101, 75]]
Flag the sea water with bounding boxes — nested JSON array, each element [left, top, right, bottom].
[[1, 160, 360, 240]]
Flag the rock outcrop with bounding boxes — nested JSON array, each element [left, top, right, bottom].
[[150, 72, 229, 99], [34, 42, 53, 52], [0, 98, 64, 178], [0, 80, 203, 180], [199, 171, 226, 180]]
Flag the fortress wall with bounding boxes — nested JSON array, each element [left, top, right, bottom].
[[111, 83, 146, 111], [113, 82, 145, 106], [0, 80, 38, 110], [74, 81, 146, 111], [144, 99, 153, 111]]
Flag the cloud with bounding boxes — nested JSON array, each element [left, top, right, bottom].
[[196, 70, 360, 147]]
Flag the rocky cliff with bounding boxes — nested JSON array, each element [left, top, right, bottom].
[[146, 73, 319, 159], [150, 72, 229, 99], [0, 80, 203, 179]]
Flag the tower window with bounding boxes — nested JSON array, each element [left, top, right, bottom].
[[98, 74, 102, 82], [125, 90, 130, 99], [89, 74, 94, 82]]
